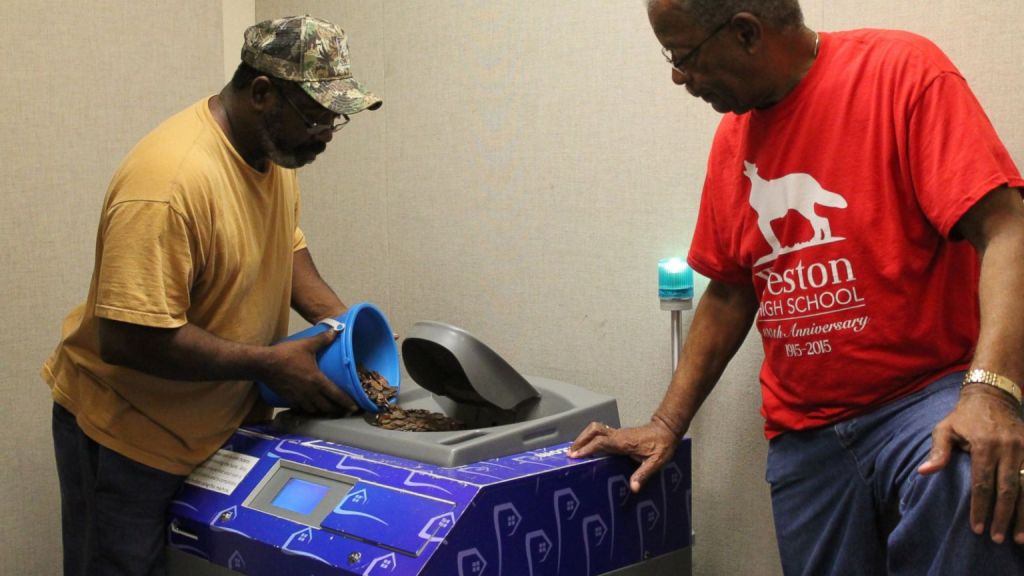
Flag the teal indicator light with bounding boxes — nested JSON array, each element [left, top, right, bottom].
[[658, 257, 694, 301]]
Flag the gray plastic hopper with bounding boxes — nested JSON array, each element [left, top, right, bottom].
[[402, 322, 539, 410], [273, 321, 620, 468]]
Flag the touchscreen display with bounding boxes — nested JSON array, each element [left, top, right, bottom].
[[271, 478, 331, 515]]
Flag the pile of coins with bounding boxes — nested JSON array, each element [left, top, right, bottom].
[[373, 408, 467, 432], [357, 367, 467, 432]]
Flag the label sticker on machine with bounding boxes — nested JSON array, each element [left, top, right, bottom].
[[184, 449, 259, 495]]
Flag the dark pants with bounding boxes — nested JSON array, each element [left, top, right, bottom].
[[52, 402, 186, 576], [767, 372, 1024, 575]]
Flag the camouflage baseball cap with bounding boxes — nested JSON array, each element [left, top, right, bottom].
[[241, 15, 382, 115]]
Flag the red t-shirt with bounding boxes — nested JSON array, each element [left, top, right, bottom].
[[687, 30, 1024, 438]]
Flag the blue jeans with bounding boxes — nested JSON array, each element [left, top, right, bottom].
[[767, 372, 1024, 575], [52, 402, 186, 576]]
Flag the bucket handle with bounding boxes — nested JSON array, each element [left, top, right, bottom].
[[317, 318, 351, 366], [317, 318, 346, 332]]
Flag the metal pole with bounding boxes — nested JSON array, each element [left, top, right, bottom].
[[661, 299, 691, 374], [671, 309, 682, 374]]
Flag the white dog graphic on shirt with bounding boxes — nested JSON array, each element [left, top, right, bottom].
[[745, 161, 848, 266]]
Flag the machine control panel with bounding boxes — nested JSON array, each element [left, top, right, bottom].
[[244, 461, 356, 526], [244, 459, 455, 557]]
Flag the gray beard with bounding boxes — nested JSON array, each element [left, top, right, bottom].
[[258, 103, 307, 169]]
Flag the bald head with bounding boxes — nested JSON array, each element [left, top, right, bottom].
[[647, 0, 803, 33], [647, 0, 818, 114]]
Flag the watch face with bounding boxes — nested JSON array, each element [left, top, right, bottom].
[[967, 370, 994, 385]]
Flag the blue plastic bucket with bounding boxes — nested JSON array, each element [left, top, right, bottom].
[[257, 303, 400, 413]]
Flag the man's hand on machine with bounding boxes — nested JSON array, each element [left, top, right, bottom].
[[568, 419, 680, 493], [262, 329, 359, 414]]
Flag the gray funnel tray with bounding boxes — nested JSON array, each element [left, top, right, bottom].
[[401, 322, 538, 410]]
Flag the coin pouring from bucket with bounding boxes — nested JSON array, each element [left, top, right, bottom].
[[359, 366, 466, 432]]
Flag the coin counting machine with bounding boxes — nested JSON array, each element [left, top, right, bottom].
[[167, 322, 693, 576]]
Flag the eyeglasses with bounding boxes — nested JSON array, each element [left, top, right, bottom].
[[271, 81, 350, 134], [661, 19, 731, 76]]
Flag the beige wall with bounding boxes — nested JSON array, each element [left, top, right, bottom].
[[223, 0, 256, 83], [2, 1, 1022, 575], [0, 1, 227, 573]]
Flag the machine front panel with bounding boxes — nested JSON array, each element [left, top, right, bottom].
[[424, 441, 692, 576], [169, 424, 692, 575], [169, 426, 498, 575]]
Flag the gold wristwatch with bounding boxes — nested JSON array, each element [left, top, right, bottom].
[[962, 369, 1023, 405]]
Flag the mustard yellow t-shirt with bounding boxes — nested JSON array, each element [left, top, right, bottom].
[[42, 97, 308, 475]]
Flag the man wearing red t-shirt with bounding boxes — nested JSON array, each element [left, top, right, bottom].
[[570, 0, 1024, 573]]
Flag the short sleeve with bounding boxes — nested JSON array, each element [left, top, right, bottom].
[[293, 226, 307, 252], [687, 174, 753, 285], [908, 73, 1024, 238], [94, 200, 194, 328]]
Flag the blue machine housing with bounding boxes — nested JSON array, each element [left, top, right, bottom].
[[167, 426, 692, 576], [170, 323, 692, 575]]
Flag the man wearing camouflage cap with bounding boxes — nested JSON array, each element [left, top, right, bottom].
[[43, 15, 379, 575]]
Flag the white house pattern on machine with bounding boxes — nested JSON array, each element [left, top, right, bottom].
[[744, 161, 849, 266]]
